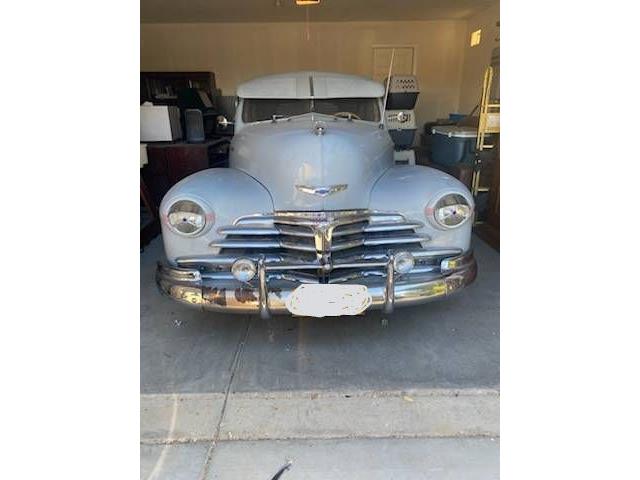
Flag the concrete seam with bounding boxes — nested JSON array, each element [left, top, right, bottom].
[[141, 432, 501, 446], [144, 393, 178, 480], [198, 315, 253, 480], [140, 388, 499, 400]]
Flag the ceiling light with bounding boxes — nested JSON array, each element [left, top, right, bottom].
[[296, 0, 321, 5], [470, 29, 482, 47]]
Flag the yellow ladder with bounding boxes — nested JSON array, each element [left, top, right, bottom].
[[472, 66, 500, 197]]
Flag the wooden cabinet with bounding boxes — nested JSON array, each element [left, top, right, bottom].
[[141, 139, 229, 206]]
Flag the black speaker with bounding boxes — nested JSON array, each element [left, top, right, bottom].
[[185, 109, 205, 143]]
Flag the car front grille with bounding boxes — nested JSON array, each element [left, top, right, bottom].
[[173, 210, 463, 284], [190, 210, 457, 283], [214, 210, 425, 257]]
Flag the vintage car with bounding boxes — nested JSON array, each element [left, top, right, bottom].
[[156, 71, 477, 318]]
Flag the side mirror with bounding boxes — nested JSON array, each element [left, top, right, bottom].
[[217, 115, 234, 130]]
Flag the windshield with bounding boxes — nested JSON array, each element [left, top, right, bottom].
[[242, 98, 380, 123]]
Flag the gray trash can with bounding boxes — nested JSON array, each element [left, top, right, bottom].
[[430, 126, 490, 166]]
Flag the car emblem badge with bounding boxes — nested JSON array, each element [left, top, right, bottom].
[[295, 184, 348, 197]]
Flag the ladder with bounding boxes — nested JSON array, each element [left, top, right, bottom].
[[471, 66, 500, 198]]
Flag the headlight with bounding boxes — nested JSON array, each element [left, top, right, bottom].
[[431, 194, 472, 229], [167, 199, 209, 236]]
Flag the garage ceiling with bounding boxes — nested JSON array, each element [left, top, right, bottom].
[[141, 0, 496, 23]]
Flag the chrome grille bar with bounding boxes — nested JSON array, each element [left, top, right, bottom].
[[210, 239, 282, 249], [219, 221, 424, 238], [217, 226, 279, 236], [176, 248, 463, 269], [276, 225, 315, 237], [362, 233, 429, 246], [362, 221, 424, 232]]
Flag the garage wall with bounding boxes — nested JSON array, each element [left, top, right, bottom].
[[458, 2, 500, 114], [140, 20, 468, 125]]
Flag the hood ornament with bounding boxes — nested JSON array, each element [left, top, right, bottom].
[[296, 184, 348, 197], [313, 121, 326, 136]]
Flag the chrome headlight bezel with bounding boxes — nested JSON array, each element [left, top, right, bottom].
[[426, 192, 473, 230], [164, 197, 214, 237]]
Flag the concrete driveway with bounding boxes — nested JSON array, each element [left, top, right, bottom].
[[141, 235, 500, 479]]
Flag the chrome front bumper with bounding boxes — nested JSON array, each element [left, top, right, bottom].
[[155, 251, 477, 318]]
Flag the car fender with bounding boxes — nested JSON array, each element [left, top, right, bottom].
[[369, 165, 474, 251], [159, 168, 274, 263]]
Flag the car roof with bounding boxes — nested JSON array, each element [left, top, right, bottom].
[[237, 71, 385, 99]]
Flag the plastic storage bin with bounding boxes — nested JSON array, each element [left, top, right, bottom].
[[430, 126, 490, 166], [448, 113, 467, 122]]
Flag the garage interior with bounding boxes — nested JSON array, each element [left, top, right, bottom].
[[140, 1, 500, 478]]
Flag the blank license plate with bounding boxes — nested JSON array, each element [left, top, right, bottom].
[[285, 284, 372, 317]]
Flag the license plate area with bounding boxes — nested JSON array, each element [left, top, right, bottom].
[[285, 284, 372, 317]]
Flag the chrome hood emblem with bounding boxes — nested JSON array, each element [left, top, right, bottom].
[[295, 184, 348, 197]]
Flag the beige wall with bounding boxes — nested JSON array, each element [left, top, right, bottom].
[[141, 20, 468, 125], [458, 2, 500, 114]]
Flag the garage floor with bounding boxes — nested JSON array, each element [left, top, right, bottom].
[[141, 235, 499, 479]]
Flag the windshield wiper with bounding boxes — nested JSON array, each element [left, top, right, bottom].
[[267, 112, 313, 123]]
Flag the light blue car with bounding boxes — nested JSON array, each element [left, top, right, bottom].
[[156, 71, 476, 318]]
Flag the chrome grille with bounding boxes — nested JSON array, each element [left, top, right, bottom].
[[199, 210, 456, 283], [212, 211, 429, 261]]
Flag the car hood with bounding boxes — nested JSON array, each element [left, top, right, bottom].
[[229, 114, 394, 211]]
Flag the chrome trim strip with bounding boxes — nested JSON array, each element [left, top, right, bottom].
[[176, 254, 284, 266], [331, 260, 387, 269], [175, 248, 463, 270], [234, 214, 276, 226], [273, 215, 369, 228], [280, 240, 317, 253], [328, 270, 386, 284], [363, 221, 424, 232], [440, 252, 476, 272], [412, 248, 463, 258], [203, 270, 397, 283], [362, 234, 429, 245], [232, 211, 407, 225], [384, 254, 395, 314], [328, 234, 430, 252], [210, 239, 281, 249], [268, 272, 319, 284], [276, 225, 315, 237], [217, 226, 279, 236], [258, 257, 270, 320], [156, 263, 201, 282], [263, 261, 319, 271], [330, 239, 362, 252]]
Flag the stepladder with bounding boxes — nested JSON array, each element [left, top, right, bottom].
[[472, 66, 500, 222]]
